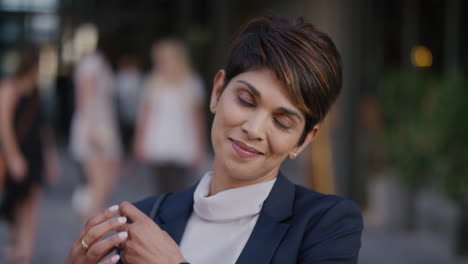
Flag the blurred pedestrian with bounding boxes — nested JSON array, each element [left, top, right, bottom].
[[133, 39, 207, 193], [69, 24, 122, 221], [0, 46, 59, 264], [114, 55, 143, 157]]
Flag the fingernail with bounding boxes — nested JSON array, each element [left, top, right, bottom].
[[118, 231, 128, 240], [111, 254, 120, 263], [108, 205, 118, 212], [118, 217, 127, 224]]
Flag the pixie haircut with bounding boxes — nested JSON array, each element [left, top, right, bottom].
[[224, 16, 342, 145]]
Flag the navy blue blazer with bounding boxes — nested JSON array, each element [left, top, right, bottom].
[[131, 172, 363, 264]]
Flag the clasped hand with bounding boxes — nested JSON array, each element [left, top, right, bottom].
[[66, 202, 187, 264]]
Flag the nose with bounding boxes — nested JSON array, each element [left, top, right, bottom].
[[241, 111, 267, 141]]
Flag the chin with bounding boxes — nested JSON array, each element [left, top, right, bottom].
[[219, 156, 254, 179], [225, 158, 275, 183]]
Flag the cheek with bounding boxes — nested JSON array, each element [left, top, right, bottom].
[[210, 100, 240, 148], [216, 97, 246, 129], [210, 114, 222, 153], [267, 131, 299, 158]]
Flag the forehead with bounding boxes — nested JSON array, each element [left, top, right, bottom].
[[229, 68, 297, 106]]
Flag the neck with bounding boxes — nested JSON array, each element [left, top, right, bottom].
[[209, 159, 279, 196], [164, 71, 187, 83]]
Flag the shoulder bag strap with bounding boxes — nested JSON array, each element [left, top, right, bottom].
[[149, 192, 171, 220], [117, 193, 172, 264]]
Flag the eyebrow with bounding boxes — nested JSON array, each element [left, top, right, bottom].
[[277, 107, 302, 122], [237, 80, 261, 97], [237, 79, 302, 122]]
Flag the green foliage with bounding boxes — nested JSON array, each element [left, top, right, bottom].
[[380, 69, 436, 187], [432, 74, 468, 201], [379, 69, 468, 201]]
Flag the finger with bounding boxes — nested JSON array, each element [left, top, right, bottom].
[[72, 204, 120, 256], [116, 223, 130, 233], [86, 231, 128, 263], [81, 205, 120, 237], [118, 201, 149, 223], [83, 216, 127, 247], [98, 254, 121, 264]]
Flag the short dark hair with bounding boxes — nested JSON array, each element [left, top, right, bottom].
[[224, 16, 342, 145]]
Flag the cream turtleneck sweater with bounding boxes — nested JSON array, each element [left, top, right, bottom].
[[179, 171, 276, 264]]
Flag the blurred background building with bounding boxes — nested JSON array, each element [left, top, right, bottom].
[[0, 0, 467, 263]]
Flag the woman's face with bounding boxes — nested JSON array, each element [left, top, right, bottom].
[[210, 68, 319, 184], [152, 44, 186, 76]]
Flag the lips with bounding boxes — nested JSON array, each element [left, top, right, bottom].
[[229, 138, 263, 158]]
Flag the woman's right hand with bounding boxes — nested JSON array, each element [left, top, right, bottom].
[[8, 154, 27, 182], [66, 205, 129, 264]]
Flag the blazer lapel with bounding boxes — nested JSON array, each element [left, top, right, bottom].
[[156, 185, 196, 244], [236, 172, 296, 264]]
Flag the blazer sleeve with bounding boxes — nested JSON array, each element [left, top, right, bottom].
[[299, 199, 364, 264]]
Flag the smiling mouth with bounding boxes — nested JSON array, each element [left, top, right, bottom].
[[229, 138, 264, 157]]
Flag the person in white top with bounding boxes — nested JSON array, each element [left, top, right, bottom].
[[133, 39, 207, 193], [66, 16, 363, 264], [69, 24, 122, 222]]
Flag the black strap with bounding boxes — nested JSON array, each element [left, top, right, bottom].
[[117, 194, 171, 264], [149, 192, 171, 220]]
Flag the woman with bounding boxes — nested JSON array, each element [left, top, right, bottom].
[[66, 16, 363, 264], [69, 24, 122, 221], [0, 46, 58, 263], [133, 39, 206, 193]]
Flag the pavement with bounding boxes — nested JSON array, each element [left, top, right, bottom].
[[1, 150, 467, 264], [361, 226, 467, 264]]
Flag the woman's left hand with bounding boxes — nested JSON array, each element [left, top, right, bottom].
[[7, 154, 27, 182], [66, 205, 128, 264], [118, 202, 188, 264]]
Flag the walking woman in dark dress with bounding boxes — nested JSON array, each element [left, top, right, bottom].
[[0, 46, 58, 264]]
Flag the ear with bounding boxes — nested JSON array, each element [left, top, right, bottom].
[[289, 125, 320, 159], [210, 70, 226, 114]]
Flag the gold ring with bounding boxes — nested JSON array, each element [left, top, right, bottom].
[[81, 238, 89, 249]]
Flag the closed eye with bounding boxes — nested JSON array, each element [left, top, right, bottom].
[[274, 114, 295, 131], [273, 118, 290, 131], [237, 96, 255, 108]]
